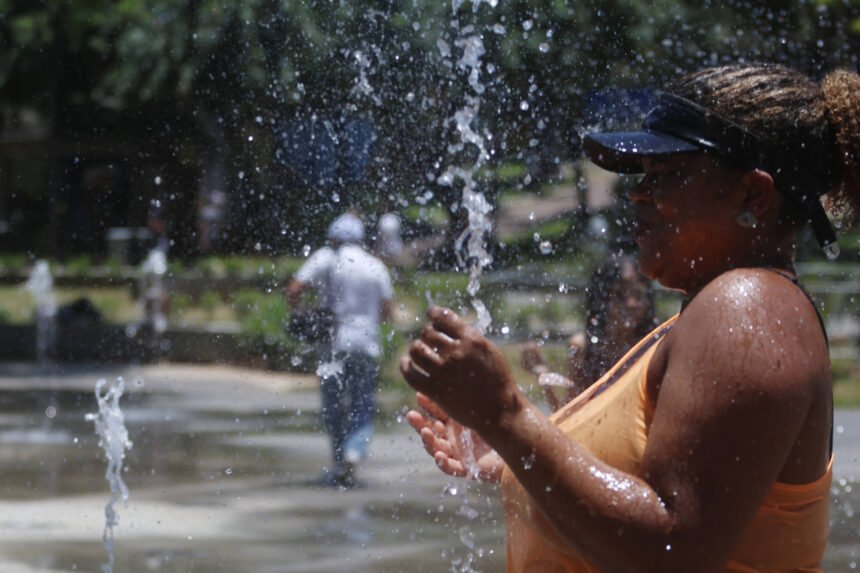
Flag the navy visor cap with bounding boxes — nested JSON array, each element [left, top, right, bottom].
[[583, 91, 841, 259], [583, 92, 760, 174]]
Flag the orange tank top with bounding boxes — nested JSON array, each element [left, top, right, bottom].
[[500, 315, 832, 573]]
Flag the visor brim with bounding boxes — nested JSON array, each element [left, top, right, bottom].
[[583, 131, 701, 174]]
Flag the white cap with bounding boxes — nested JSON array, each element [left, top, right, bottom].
[[378, 212, 401, 234], [327, 213, 365, 244]]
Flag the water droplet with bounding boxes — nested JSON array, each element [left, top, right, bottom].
[[154, 176, 162, 185], [225, 468, 233, 476], [539, 240, 553, 255], [45, 406, 57, 419], [519, 101, 530, 111], [539, 42, 549, 53], [522, 451, 536, 470]]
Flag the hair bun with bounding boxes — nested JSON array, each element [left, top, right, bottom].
[[822, 69, 860, 222]]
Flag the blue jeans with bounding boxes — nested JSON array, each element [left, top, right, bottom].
[[319, 351, 378, 469]]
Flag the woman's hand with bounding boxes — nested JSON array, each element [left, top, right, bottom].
[[406, 393, 503, 483], [399, 306, 522, 431]]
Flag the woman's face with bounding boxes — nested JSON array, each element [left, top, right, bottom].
[[628, 153, 745, 292]]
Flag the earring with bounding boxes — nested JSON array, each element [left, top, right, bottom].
[[735, 211, 759, 229]]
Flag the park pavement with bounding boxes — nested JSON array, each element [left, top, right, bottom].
[[0, 362, 856, 572]]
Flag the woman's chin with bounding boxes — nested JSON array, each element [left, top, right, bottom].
[[634, 253, 660, 281]]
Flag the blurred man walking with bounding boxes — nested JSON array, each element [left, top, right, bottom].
[[287, 212, 394, 488]]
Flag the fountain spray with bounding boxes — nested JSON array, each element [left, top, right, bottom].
[[86, 377, 133, 573], [438, 5, 499, 572], [441, 31, 494, 336]]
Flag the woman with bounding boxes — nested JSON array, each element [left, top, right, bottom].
[[522, 254, 656, 410], [401, 63, 860, 572]]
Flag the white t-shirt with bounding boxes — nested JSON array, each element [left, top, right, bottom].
[[295, 244, 394, 357]]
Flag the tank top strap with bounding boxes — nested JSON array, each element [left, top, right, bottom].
[[554, 315, 677, 425], [761, 268, 828, 345], [761, 267, 833, 458]]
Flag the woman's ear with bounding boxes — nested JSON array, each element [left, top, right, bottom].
[[738, 169, 777, 218]]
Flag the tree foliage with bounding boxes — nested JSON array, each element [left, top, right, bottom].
[[1, 0, 858, 257]]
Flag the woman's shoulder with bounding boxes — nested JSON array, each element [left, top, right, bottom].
[[645, 266, 828, 435], [671, 267, 827, 378], [687, 267, 816, 319]]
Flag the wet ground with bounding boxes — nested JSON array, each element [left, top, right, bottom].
[[0, 361, 857, 572]]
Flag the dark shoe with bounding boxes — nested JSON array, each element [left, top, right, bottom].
[[306, 469, 346, 489], [337, 461, 356, 489], [305, 464, 361, 490]]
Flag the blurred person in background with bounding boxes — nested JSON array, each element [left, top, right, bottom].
[[287, 212, 394, 488], [375, 212, 404, 263], [522, 253, 656, 411]]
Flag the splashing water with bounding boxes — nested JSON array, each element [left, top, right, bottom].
[[438, 4, 499, 570], [458, 425, 481, 480], [350, 49, 382, 106], [452, 0, 498, 14], [439, 23, 493, 335], [452, 14, 496, 483], [85, 377, 133, 573]]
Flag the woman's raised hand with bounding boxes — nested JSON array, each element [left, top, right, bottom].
[[406, 392, 503, 483], [399, 306, 522, 431]]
